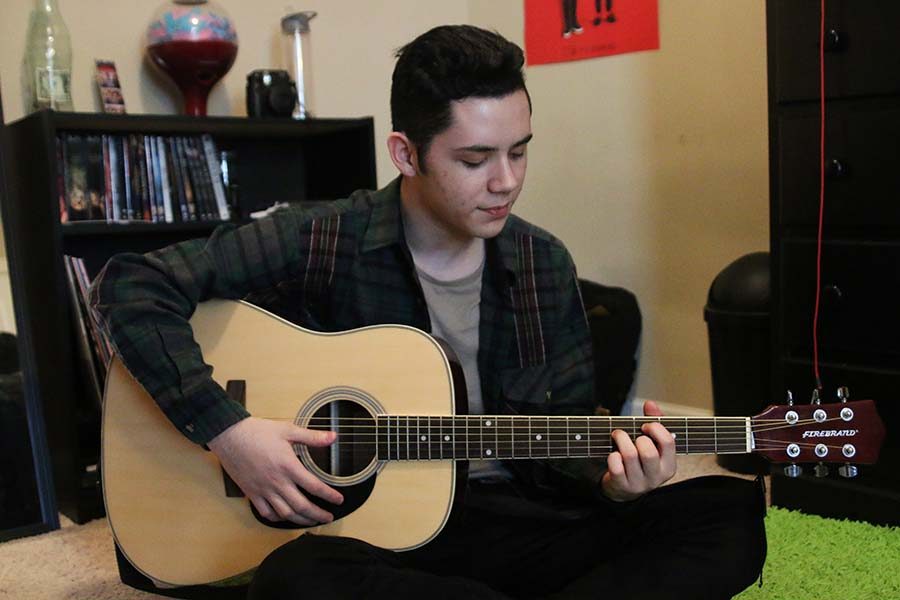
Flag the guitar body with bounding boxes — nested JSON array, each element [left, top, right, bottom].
[[102, 300, 460, 587]]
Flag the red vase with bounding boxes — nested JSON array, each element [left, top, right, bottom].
[[146, 1, 238, 116]]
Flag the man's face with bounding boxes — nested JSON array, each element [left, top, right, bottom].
[[413, 88, 532, 242]]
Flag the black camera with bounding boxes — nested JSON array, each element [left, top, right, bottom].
[[246, 70, 297, 118]]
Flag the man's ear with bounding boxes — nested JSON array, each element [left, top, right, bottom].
[[387, 132, 420, 177]]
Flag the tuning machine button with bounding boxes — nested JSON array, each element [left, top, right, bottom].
[[784, 464, 803, 478], [839, 464, 858, 479], [814, 463, 830, 478], [838, 387, 850, 403]]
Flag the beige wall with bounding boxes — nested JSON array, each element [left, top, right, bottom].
[[0, 1, 769, 413]]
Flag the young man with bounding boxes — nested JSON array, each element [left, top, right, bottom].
[[92, 25, 765, 599]]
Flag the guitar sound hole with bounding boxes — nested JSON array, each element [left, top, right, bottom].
[[306, 400, 376, 479]]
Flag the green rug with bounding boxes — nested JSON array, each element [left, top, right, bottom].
[[736, 508, 900, 600]]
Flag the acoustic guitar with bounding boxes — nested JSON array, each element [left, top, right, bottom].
[[101, 300, 886, 587]]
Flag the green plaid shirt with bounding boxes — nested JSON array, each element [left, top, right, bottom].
[[91, 177, 600, 495]]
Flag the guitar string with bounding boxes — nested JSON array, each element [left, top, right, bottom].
[[299, 441, 857, 461], [295, 439, 848, 451], [274, 417, 791, 430], [267, 415, 843, 435]]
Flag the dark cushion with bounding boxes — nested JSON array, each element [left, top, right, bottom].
[[578, 279, 641, 416]]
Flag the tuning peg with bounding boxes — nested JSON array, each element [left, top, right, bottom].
[[838, 387, 850, 403], [814, 463, 829, 478], [784, 464, 803, 478], [786, 390, 794, 406], [811, 389, 821, 405], [838, 464, 858, 478]]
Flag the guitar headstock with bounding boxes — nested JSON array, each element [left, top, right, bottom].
[[751, 399, 885, 468]]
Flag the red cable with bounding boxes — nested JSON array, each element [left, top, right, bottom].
[[812, 0, 826, 390]]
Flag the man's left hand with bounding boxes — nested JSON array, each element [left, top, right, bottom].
[[600, 400, 677, 502]]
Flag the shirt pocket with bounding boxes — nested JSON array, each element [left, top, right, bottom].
[[500, 365, 553, 415]]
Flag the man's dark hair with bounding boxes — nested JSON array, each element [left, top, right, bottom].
[[391, 25, 529, 169]]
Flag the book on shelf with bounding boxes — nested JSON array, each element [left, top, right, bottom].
[[55, 132, 231, 226], [62, 255, 112, 408], [61, 134, 93, 222], [85, 135, 106, 222], [101, 134, 114, 220], [202, 134, 231, 221]]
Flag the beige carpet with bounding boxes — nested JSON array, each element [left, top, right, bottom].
[[0, 455, 759, 600]]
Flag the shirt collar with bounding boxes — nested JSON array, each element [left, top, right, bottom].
[[361, 175, 518, 282], [361, 176, 405, 253]]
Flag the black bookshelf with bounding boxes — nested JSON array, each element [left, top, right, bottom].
[[0, 89, 60, 541], [1, 110, 376, 523]]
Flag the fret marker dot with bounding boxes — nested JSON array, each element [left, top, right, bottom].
[[535, 434, 543, 441], [672, 433, 677, 439], [485, 420, 492, 427], [485, 449, 492, 456], [444, 435, 451, 441], [420, 435, 427, 442], [575, 434, 582, 441]]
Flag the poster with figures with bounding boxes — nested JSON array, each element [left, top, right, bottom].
[[524, 0, 658, 66]]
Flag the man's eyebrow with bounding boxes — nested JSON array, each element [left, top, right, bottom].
[[454, 133, 534, 153]]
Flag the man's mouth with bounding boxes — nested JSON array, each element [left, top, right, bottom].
[[481, 203, 511, 218]]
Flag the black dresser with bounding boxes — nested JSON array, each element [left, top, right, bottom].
[[766, 0, 900, 526]]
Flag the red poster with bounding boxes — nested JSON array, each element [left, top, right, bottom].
[[524, 0, 659, 66]]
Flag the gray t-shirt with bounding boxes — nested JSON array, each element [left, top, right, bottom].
[[416, 261, 512, 480]]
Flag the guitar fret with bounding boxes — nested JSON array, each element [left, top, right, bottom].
[[464, 417, 470, 459], [478, 419, 484, 458], [494, 417, 499, 459], [377, 416, 383, 460], [528, 417, 532, 457], [545, 416, 551, 458], [498, 416, 511, 459], [431, 416, 439, 459]]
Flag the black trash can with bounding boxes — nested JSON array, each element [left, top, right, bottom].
[[704, 252, 770, 474]]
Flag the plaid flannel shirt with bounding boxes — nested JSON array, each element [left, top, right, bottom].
[[90, 177, 601, 498]]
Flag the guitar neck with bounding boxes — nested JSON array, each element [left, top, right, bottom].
[[374, 415, 751, 461]]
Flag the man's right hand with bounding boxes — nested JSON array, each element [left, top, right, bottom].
[[207, 417, 344, 526]]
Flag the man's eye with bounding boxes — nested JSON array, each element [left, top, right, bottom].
[[461, 160, 485, 168], [510, 152, 526, 161]]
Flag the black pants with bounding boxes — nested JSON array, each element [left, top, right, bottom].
[[248, 476, 766, 600], [562, 0, 581, 32]]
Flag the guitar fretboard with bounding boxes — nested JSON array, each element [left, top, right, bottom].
[[374, 415, 751, 461]]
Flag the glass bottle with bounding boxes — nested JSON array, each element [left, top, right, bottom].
[[24, 0, 73, 112]]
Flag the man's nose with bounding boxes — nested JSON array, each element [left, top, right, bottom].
[[488, 157, 518, 194]]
